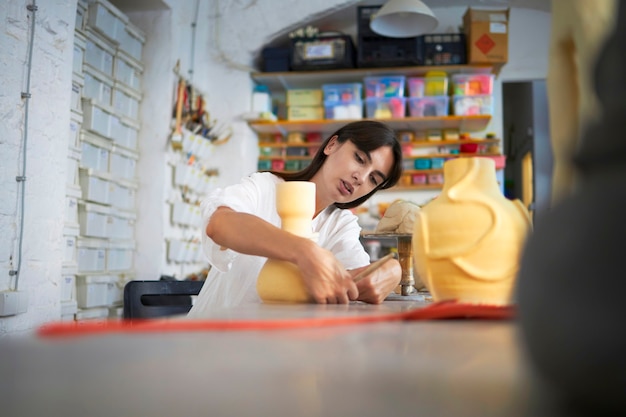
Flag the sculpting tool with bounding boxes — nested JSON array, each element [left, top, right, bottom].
[[353, 252, 398, 283]]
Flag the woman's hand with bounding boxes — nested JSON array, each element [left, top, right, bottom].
[[294, 239, 359, 304], [352, 259, 402, 304]]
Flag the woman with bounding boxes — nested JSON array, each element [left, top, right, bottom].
[[188, 120, 403, 315]]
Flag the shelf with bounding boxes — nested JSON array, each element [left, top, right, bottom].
[[250, 64, 502, 193], [249, 115, 492, 135], [407, 138, 500, 147], [258, 142, 322, 148], [403, 169, 443, 175], [388, 184, 443, 192], [405, 152, 502, 159], [251, 65, 494, 92], [259, 155, 312, 161]]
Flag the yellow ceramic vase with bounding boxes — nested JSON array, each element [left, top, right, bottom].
[[257, 181, 316, 303], [412, 157, 532, 305]]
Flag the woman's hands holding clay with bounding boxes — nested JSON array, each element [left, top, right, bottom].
[[295, 239, 359, 304]]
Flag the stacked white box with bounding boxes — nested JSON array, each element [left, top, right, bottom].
[[107, 240, 134, 271], [77, 237, 107, 273], [76, 273, 118, 308], [109, 208, 136, 240], [80, 132, 110, 172], [75, 0, 87, 33], [71, 75, 84, 113], [61, 274, 76, 302], [70, 0, 144, 320], [73, 32, 86, 77], [65, 185, 82, 225], [78, 168, 111, 205], [110, 116, 139, 150], [78, 201, 111, 238], [61, 300, 78, 320], [63, 223, 80, 266], [86, 0, 128, 44], [109, 179, 137, 210], [69, 110, 83, 148], [67, 146, 81, 186], [109, 146, 137, 179], [83, 66, 114, 106], [82, 98, 116, 139], [118, 21, 145, 62], [75, 307, 109, 320], [114, 49, 142, 92], [112, 82, 141, 119], [84, 28, 115, 78]]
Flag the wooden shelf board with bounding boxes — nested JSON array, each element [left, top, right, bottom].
[[249, 115, 492, 135], [258, 142, 323, 148], [251, 65, 494, 92], [386, 184, 443, 192], [405, 152, 502, 159]]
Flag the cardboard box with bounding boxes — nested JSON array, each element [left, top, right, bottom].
[[463, 8, 509, 64], [287, 106, 323, 121], [287, 89, 323, 106]]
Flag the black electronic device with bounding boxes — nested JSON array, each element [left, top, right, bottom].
[[357, 5, 422, 68], [289, 34, 356, 71], [420, 33, 467, 65]]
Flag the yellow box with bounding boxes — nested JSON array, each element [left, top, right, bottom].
[[287, 89, 323, 106], [287, 106, 323, 121]]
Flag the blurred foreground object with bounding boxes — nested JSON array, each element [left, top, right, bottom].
[[548, 0, 617, 205], [518, 1, 626, 414]]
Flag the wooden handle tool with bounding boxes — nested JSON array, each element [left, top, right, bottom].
[[353, 252, 398, 283]]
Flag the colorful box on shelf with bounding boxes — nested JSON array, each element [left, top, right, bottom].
[[271, 159, 285, 171], [408, 96, 449, 117], [451, 74, 494, 95], [286, 89, 323, 106], [324, 100, 363, 120], [431, 158, 445, 169], [412, 173, 427, 185], [453, 94, 493, 115], [258, 160, 272, 170], [284, 160, 301, 171], [287, 106, 324, 121], [428, 173, 444, 184], [365, 97, 406, 119], [414, 159, 432, 170], [322, 83, 362, 103], [407, 76, 448, 97], [364, 76, 405, 98]]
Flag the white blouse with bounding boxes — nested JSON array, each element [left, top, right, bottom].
[[187, 172, 371, 316]]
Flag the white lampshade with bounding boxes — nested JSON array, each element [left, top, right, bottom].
[[370, 0, 438, 38]]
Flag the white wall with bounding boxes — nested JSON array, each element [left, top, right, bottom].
[[0, 0, 549, 335], [0, 0, 76, 335]]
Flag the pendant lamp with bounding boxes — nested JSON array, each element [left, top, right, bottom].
[[370, 0, 438, 38]]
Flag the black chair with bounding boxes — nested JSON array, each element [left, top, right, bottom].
[[123, 280, 205, 319]]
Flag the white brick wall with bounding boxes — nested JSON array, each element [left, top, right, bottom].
[[0, 0, 75, 335]]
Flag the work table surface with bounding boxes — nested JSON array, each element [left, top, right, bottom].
[[0, 298, 562, 417]]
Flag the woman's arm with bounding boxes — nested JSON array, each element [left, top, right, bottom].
[[349, 259, 402, 304], [207, 206, 358, 303]]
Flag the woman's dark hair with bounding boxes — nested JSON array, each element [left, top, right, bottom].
[[272, 120, 402, 209]]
